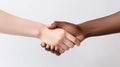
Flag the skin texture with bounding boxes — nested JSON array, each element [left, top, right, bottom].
[[42, 11, 120, 55], [0, 10, 78, 55]]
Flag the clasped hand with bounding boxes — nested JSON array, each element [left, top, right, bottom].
[[40, 27, 77, 55], [40, 21, 85, 56]]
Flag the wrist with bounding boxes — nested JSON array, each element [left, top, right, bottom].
[[77, 22, 92, 38], [35, 24, 48, 39]]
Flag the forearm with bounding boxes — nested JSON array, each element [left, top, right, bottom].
[[0, 10, 46, 38], [78, 11, 120, 37]]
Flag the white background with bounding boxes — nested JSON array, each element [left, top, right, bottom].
[[0, 0, 120, 67]]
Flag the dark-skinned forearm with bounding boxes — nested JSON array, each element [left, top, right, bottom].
[[78, 11, 120, 37]]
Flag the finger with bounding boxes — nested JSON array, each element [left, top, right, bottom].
[[75, 38, 81, 46], [55, 46, 59, 51], [45, 44, 50, 51], [59, 47, 65, 53], [76, 34, 85, 41], [48, 21, 66, 29], [59, 42, 70, 51], [63, 37, 74, 48], [66, 32, 79, 45], [45, 48, 50, 51], [41, 42, 50, 51], [55, 51, 61, 56], [76, 35, 85, 46], [50, 46, 59, 54], [50, 46, 60, 55], [55, 53, 61, 56], [54, 46, 61, 56], [48, 22, 58, 29], [50, 45, 55, 51], [41, 42, 46, 47], [50, 45, 56, 53]]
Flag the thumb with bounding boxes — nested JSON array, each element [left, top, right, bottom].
[[48, 21, 65, 29]]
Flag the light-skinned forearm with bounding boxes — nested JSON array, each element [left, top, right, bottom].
[[0, 10, 46, 38], [78, 11, 120, 37]]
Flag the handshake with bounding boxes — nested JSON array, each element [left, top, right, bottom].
[[0, 10, 119, 56], [40, 21, 86, 56], [40, 11, 120, 56]]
